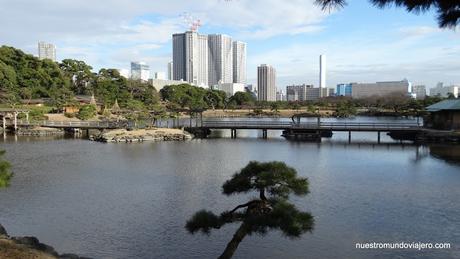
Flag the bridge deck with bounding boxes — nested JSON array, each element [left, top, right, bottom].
[[201, 121, 422, 132]]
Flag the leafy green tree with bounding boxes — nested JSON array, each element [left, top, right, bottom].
[[205, 90, 225, 110], [59, 59, 94, 95], [315, 0, 460, 28], [270, 102, 281, 113], [229, 91, 256, 106], [186, 161, 314, 259], [0, 150, 12, 188], [335, 101, 357, 117], [77, 104, 97, 120]]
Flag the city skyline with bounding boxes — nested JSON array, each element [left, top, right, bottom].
[[1, 0, 459, 89]]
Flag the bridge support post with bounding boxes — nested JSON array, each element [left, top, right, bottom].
[[262, 129, 268, 139], [377, 131, 381, 144], [230, 129, 237, 139], [13, 112, 18, 132], [348, 131, 351, 143]]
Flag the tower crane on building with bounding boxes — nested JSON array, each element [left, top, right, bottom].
[[182, 12, 202, 32]]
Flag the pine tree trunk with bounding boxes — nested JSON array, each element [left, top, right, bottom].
[[218, 223, 249, 259]]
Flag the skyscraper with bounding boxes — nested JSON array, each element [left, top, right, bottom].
[[131, 62, 150, 81], [257, 64, 276, 101], [38, 41, 56, 61], [319, 54, 326, 97], [233, 41, 247, 84], [172, 31, 209, 87], [167, 61, 173, 80], [208, 34, 233, 87]]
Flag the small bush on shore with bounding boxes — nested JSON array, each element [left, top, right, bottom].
[[77, 105, 97, 120]]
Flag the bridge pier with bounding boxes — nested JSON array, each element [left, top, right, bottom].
[[230, 129, 237, 139], [348, 131, 351, 143], [262, 129, 268, 139], [378, 131, 381, 144]]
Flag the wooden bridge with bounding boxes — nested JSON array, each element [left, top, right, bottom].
[[3, 118, 424, 143], [198, 120, 423, 142]]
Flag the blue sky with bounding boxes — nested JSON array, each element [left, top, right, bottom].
[[0, 0, 459, 89]]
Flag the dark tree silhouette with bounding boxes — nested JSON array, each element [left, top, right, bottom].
[[185, 161, 314, 259], [315, 0, 460, 28], [0, 150, 12, 188]]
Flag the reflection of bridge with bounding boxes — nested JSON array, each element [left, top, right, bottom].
[[198, 120, 423, 142]]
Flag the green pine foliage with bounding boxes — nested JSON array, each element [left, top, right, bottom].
[[0, 150, 12, 188], [185, 161, 314, 259]]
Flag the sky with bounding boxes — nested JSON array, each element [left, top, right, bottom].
[[0, 0, 459, 90]]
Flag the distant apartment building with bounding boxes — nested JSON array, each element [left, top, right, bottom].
[[131, 62, 150, 81], [286, 84, 312, 101], [167, 62, 173, 80], [208, 34, 233, 87], [430, 83, 459, 98], [38, 41, 56, 61], [257, 64, 276, 101], [412, 85, 427, 100], [306, 87, 330, 101], [336, 83, 352, 97], [233, 41, 247, 84], [350, 79, 411, 99], [153, 72, 166, 80], [117, 69, 130, 79], [276, 90, 286, 101], [149, 79, 186, 92], [173, 31, 209, 87], [215, 83, 245, 97]]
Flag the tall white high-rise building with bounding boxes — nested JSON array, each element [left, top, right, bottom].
[[319, 54, 326, 97], [131, 62, 150, 81], [172, 31, 209, 87], [208, 34, 233, 87], [38, 41, 56, 61], [167, 61, 173, 80], [233, 41, 247, 84], [257, 64, 276, 101]]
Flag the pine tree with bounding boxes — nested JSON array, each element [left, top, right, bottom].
[[185, 161, 314, 259]]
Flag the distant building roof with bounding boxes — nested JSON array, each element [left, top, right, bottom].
[[426, 99, 460, 112]]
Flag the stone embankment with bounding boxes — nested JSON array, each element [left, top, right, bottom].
[[90, 128, 193, 143], [16, 127, 64, 136], [0, 224, 90, 259]]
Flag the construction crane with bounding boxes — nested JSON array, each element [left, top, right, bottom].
[[182, 12, 202, 32]]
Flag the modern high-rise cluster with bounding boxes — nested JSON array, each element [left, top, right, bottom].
[[38, 41, 56, 61], [172, 31, 247, 88]]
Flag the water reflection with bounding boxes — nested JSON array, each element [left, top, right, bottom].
[[429, 145, 460, 165]]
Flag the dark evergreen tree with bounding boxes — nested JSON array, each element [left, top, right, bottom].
[[315, 0, 460, 28], [186, 161, 314, 259]]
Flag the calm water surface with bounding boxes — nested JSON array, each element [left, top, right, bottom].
[[0, 117, 459, 259]]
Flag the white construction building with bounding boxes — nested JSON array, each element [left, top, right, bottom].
[[233, 41, 247, 84], [172, 31, 209, 88], [208, 34, 233, 87], [131, 62, 150, 81], [38, 41, 56, 61]]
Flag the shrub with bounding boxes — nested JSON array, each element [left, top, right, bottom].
[[77, 105, 97, 120]]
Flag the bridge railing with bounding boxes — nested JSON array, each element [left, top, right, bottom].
[[201, 120, 422, 130]]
